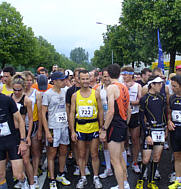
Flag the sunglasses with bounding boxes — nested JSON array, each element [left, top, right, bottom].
[[13, 88, 23, 92]]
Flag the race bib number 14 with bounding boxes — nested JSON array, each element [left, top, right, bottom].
[[79, 106, 93, 117]]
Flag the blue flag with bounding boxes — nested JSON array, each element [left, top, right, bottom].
[[157, 29, 164, 74]]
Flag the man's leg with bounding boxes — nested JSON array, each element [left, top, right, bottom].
[[90, 138, 99, 176], [47, 147, 57, 179], [11, 159, 25, 181], [77, 140, 87, 176], [58, 144, 68, 173], [0, 160, 8, 189], [174, 152, 181, 179], [108, 141, 126, 189]]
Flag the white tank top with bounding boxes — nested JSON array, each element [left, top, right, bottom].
[[128, 82, 139, 114], [100, 85, 108, 119], [25, 88, 37, 127]]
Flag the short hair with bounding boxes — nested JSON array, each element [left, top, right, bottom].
[[74, 67, 85, 77], [22, 71, 35, 82], [152, 67, 162, 76], [171, 75, 181, 86], [78, 70, 89, 79], [94, 71, 99, 77], [107, 64, 121, 79], [141, 68, 152, 76], [3, 66, 16, 76], [12, 74, 26, 89], [40, 68, 48, 74], [102, 67, 108, 75], [121, 66, 134, 73], [58, 68, 65, 73]]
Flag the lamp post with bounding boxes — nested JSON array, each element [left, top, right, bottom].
[[96, 22, 114, 64]]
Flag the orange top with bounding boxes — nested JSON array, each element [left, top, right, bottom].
[[93, 83, 101, 90], [32, 83, 53, 92]]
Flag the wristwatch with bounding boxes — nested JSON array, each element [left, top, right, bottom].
[[102, 126, 107, 131], [20, 138, 26, 142]]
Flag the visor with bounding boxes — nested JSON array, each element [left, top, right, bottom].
[[148, 77, 163, 86]]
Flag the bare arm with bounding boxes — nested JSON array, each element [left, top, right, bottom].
[[95, 90, 103, 128], [127, 103, 131, 124], [131, 84, 142, 105], [66, 103, 71, 123], [36, 91, 42, 140], [141, 85, 148, 97]]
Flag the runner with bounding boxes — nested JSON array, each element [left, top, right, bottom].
[[136, 76, 167, 189], [70, 69, 103, 189], [168, 75, 181, 189], [122, 66, 142, 174], [99, 63, 131, 189], [23, 71, 42, 188], [0, 91, 28, 189], [42, 71, 70, 189]]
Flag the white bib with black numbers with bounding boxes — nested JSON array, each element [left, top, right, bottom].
[[55, 112, 67, 123], [78, 106, 93, 118], [0, 122, 11, 136], [151, 130, 165, 143], [172, 110, 181, 123]]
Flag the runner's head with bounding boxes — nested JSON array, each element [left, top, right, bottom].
[[176, 65, 181, 76], [121, 66, 134, 82], [51, 71, 67, 89], [148, 75, 163, 93], [74, 67, 85, 84], [171, 75, 181, 95], [23, 71, 35, 90], [141, 68, 152, 83], [78, 70, 90, 89], [152, 67, 166, 81], [3, 66, 16, 85], [12, 74, 25, 98], [107, 64, 120, 79], [102, 67, 111, 86]]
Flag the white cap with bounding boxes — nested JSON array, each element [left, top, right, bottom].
[[148, 77, 163, 86], [65, 69, 73, 76]]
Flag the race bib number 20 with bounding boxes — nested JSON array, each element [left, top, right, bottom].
[[79, 106, 93, 118]]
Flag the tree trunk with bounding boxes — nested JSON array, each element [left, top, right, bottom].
[[1, 61, 5, 69], [132, 62, 134, 68], [169, 50, 176, 74]]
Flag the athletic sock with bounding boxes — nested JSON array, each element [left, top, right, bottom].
[[139, 163, 147, 180], [81, 176, 86, 180], [30, 184, 35, 189], [58, 171, 65, 176], [103, 150, 111, 170], [122, 150, 127, 166], [150, 161, 158, 182], [0, 179, 8, 189]]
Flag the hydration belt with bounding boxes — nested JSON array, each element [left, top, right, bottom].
[[75, 118, 98, 125]]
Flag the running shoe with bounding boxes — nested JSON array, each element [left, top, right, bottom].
[[132, 162, 141, 173], [74, 166, 80, 176], [76, 178, 87, 189], [21, 179, 29, 189], [34, 176, 39, 188], [169, 172, 176, 183], [135, 180, 144, 189], [110, 185, 119, 189], [14, 181, 22, 188], [147, 181, 159, 189], [85, 166, 91, 176], [93, 177, 102, 189], [154, 169, 161, 180], [168, 180, 181, 189], [56, 174, 71, 185], [124, 181, 130, 189], [99, 169, 113, 179], [49, 180, 57, 189]]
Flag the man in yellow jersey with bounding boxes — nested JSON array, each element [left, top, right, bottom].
[[0, 66, 16, 95], [70, 70, 104, 189]]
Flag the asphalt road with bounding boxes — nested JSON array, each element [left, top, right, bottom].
[[6, 147, 173, 189]]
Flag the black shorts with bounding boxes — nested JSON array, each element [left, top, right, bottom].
[[142, 137, 164, 150], [26, 121, 39, 138], [128, 113, 140, 128], [0, 134, 21, 161], [76, 131, 99, 141], [170, 127, 181, 152], [107, 125, 127, 143]]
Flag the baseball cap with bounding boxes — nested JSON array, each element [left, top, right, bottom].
[[37, 74, 48, 91], [65, 69, 73, 76], [148, 77, 163, 86], [51, 71, 68, 81], [176, 65, 181, 70], [37, 67, 45, 73]]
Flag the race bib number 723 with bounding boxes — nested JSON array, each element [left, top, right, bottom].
[[78, 106, 93, 118]]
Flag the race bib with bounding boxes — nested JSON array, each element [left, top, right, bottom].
[[0, 122, 11, 136], [172, 110, 181, 123], [55, 112, 67, 123], [78, 106, 93, 118], [151, 130, 165, 143]]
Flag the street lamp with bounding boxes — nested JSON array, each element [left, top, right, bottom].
[[96, 22, 114, 64]]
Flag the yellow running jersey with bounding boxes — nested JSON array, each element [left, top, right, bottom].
[[76, 89, 99, 133], [1, 84, 13, 96]]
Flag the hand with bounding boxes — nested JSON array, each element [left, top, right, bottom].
[[99, 129, 107, 142], [37, 129, 42, 141], [71, 132, 77, 143], [168, 120, 176, 131], [46, 131, 53, 143], [18, 142, 28, 156], [146, 136, 153, 145], [26, 136, 31, 146]]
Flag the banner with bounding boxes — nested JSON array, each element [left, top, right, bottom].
[[157, 29, 164, 74]]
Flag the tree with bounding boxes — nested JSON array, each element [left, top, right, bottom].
[[70, 47, 89, 64], [122, 0, 181, 72], [0, 2, 37, 68]]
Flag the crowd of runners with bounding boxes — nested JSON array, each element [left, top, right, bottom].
[[0, 63, 181, 189]]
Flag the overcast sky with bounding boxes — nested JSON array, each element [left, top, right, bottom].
[[4, 0, 122, 59]]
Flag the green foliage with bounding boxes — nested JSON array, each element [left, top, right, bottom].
[[70, 47, 89, 64]]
